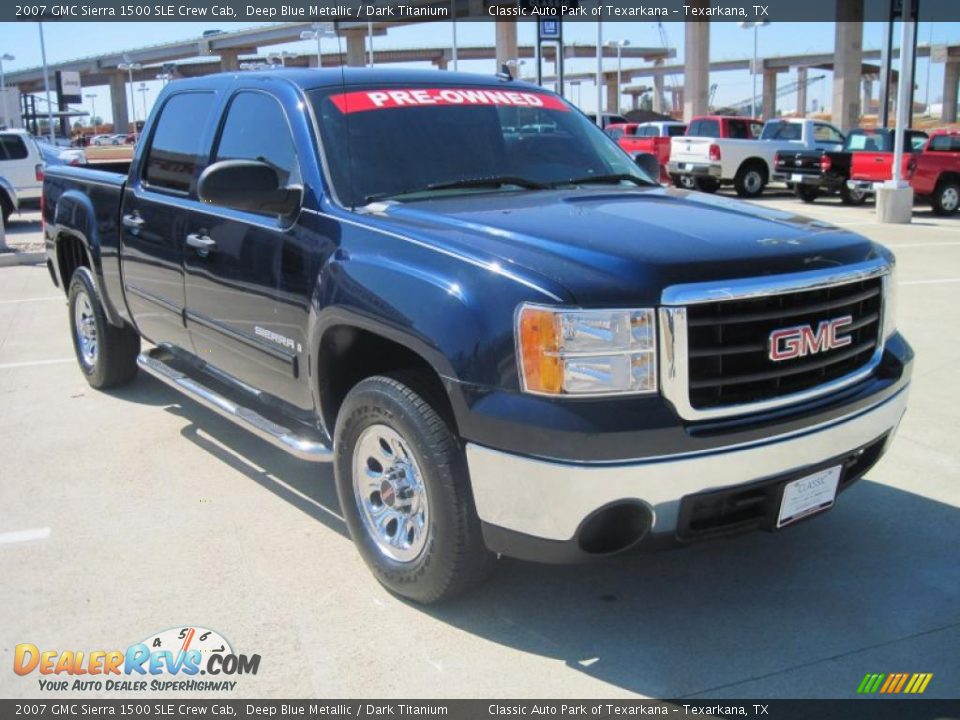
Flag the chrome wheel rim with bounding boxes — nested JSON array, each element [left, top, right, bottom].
[[74, 291, 98, 370], [352, 424, 429, 563], [942, 187, 959, 212], [744, 171, 762, 193], [680, 175, 696, 189]]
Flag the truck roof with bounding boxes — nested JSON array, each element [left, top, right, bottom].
[[166, 67, 540, 93]]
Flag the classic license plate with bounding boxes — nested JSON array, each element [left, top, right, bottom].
[[777, 465, 841, 528], [791, 173, 805, 182]]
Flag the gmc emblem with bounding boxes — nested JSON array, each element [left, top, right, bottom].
[[768, 316, 853, 362]]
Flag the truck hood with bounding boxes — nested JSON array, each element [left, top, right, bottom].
[[364, 186, 884, 305]]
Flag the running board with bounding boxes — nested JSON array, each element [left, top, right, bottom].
[[137, 350, 333, 462]]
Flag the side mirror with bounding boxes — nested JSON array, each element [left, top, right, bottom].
[[633, 152, 660, 180], [198, 159, 301, 217]]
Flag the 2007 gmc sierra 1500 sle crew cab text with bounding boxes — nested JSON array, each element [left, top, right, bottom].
[[42, 69, 913, 604]]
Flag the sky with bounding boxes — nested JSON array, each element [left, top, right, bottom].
[[0, 20, 959, 123]]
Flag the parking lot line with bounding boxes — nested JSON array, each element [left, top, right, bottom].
[[0, 358, 74, 370], [0, 527, 51, 545], [0, 296, 63, 305], [900, 278, 960, 286]]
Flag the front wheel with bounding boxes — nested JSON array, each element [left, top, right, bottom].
[[334, 374, 494, 604], [931, 180, 960, 216], [68, 266, 140, 389]]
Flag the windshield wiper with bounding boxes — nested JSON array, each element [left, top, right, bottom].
[[426, 176, 549, 192], [550, 173, 654, 188], [361, 176, 548, 205]]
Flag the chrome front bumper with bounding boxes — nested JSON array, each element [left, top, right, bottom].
[[466, 386, 908, 543]]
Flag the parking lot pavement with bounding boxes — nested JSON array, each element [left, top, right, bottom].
[[1, 193, 958, 700]]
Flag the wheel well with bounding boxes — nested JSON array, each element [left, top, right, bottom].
[[936, 172, 960, 189], [317, 325, 454, 436], [56, 234, 90, 294], [0, 189, 13, 215], [739, 158, 769, 180]]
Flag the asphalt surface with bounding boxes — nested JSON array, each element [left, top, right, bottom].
[[1, 194, 958, 700]]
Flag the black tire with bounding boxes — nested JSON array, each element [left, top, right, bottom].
[[333, 373, 494, 604], [1, 194, 12, 226], [67, 266, 140, 389], [695, 177, 720, 194], [734, 162, 767, 198], [840, 184, 868, 206], [795, 185, 819, 203], [931, 180, 960, 216]]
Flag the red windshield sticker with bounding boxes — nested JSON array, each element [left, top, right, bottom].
[[329, 88, 570, 114]]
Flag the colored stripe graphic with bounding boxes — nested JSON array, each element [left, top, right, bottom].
[[857, 673, 933, 694]]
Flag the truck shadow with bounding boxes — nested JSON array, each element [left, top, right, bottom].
[[125, 374, 959, 698]]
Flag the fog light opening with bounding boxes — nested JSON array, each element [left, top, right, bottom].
[[577, 502, 652, 555]]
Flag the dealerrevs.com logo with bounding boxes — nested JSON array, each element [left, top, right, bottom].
[[14, 626, 261, 692]]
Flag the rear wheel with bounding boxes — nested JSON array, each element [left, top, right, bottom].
[[795, 185, 820, 203], [734, 163, 767, 198], [67, 266, 140, 389], [931, 180, 960, 216], [334, 374, 494, 604], [840, 184, 868, 206], [676, 174, 697, 190]]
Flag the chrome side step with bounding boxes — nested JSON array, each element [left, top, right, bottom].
[[137, 350, 333, 462]]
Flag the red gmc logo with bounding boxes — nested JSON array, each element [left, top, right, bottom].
[[768, 315, 853, 362]]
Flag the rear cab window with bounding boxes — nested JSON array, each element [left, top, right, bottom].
[[143, 92, 217, 193], [689, 119, 721, 138], [0, 134, 29, 161]]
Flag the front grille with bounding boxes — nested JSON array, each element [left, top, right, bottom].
[[685, 277, 882, 409]]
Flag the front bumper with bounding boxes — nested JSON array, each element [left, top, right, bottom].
[[468, 384, 908, 560], [667, 161, 722, 178]]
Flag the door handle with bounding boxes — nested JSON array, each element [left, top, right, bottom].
[[186, 233, 216, 257], [122, 213, 145, 232]]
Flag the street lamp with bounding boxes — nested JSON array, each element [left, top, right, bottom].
[[138, 83, 149, 120], [607, 39, 630, 115], [118, 59, 142, 138], [738, 21, 770, 118], [85, 93, 98, 129], [0, 53, 13, 128], [301, 23, 337, 68]]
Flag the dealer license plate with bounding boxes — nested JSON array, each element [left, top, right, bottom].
[[791, 173, 805, 182], [777, 465, 841, 528]]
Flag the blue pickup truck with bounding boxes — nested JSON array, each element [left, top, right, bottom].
[[42, 69, 912, 603]]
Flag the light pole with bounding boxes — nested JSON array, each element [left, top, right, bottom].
[[85, 93, 97, 129], [607, 39, 630, 115], [138, 83, 149, 120], [367, 21, 374, 67], [0, 53, 13, 128], [595, 21, 603, 126], [268, 51, 297, 67], [738, 21, 769, 118], [301, 23, 336, 68], [451, 5, 458, 71], [38, 25, 55, 143], [118, 59, 142, 138]]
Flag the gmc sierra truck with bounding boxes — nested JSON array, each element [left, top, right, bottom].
[[43, 69, 913, 604]]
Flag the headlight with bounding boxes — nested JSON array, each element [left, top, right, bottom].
[[516, 304, 657, 396], [883, 263, 898, 340]]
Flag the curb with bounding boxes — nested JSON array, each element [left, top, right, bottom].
[[0, 251, 45, 268]]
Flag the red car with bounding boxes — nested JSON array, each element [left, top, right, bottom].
[[908, 131, 960, 215], [606, 121, 686, 184], [847, 129, 960, 215]]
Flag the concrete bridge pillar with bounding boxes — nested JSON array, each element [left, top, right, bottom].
[[495, 20, 518, 72], [762, 70, 778, 119], [109, 72, 129, 133], [652, 64, 665, 114], [683, 16, 709, 122], [219, 50, 241, 72], [831, 0, 864, 132], [796, 67, 808, 117], [943, 61, 959, 123], [343, 30, 366, 67]]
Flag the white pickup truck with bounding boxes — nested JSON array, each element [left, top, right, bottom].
[[668, 117, 846, 198]]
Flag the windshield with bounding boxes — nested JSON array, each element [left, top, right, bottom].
[[310, 85, 654, 207]]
